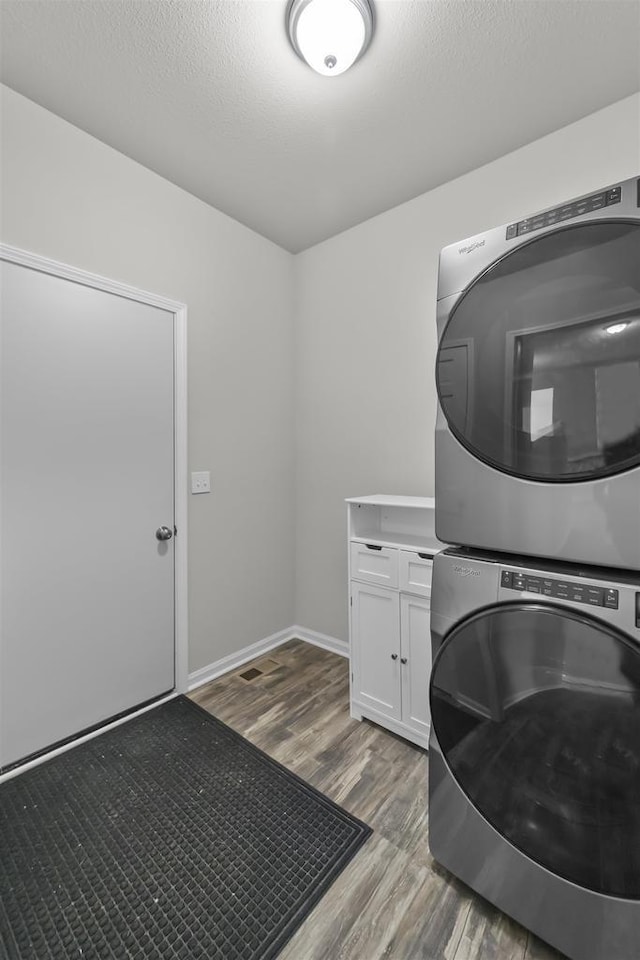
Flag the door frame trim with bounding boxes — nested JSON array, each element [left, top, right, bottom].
[[0, 243, 189, 698]]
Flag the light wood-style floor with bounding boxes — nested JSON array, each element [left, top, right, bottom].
[[190, 639, 567, 960]]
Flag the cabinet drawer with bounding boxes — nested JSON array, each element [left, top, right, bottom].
[[399, 550, 433, 597], [350, 542, 399, 588]]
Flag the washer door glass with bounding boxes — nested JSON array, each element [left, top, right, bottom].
[[430, 603, 640, 898], [436, 221, 640, 481]]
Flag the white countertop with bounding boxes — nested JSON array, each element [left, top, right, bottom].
[[345, 494, 436, 509]]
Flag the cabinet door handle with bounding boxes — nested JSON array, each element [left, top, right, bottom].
[[391, 653, 398, 660], [366, 543, 383, 551], [401, 657, 408, 664], [417, 553, 432, 560]]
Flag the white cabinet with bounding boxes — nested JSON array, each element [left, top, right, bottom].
[[351, 582, 401, 721], [347, 495, 446, 750], [400, 593, 432, 739]]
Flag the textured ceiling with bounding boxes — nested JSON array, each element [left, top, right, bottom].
[[1, 0, 639, 252]]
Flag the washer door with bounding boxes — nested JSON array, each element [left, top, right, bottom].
[[430, 603, 640, 898], [436, 220, 640, 482]]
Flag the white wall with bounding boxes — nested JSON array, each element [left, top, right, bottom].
[[0, 85, 296, 674], [3, 84, 639, 667], [294, 93, 640, 642]]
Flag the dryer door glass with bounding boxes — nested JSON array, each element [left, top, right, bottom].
[[436, 221, 640, 481], [430, 603, 640, 898]]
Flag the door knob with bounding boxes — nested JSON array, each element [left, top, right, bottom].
[[391, 653, 398, 661], [401, 657, 408, 664], [155, 526, 173, 541]]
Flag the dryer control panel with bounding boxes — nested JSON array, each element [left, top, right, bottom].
[[505, 185, 622, 239], [500, 569, 619, 609]]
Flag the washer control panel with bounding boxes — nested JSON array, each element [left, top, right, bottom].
[[500, 569, 619, 610]]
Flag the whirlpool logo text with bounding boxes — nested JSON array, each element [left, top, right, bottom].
[[458, 239, 486, 255], [452, 565, 481, 578]]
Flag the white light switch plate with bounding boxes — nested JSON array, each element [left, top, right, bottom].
[[191, 471, 211, 494]]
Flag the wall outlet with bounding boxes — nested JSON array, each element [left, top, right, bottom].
[[191, 471, 211, 494]]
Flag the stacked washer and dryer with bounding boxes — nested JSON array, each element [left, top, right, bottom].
[[428, 177, 640, 960]]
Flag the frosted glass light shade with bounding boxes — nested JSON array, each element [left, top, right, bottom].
[[287, 0, 374, 76], [605, 322, 629, 335]]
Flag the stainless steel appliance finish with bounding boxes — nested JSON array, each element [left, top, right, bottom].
[[435, 175, 640, 569], [429, 547, 640, 960]]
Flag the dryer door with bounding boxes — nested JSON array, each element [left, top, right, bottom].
[[430, 602, 640, 899], [436, 220, 640, 481]]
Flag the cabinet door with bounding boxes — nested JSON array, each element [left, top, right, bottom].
[[351, 582, 401, 721], [400, 594, 432, 737]]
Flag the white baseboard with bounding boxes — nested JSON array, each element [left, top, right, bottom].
[[187, 627, 294, 691], [290, 625, 348, 658], [187, 625, 348, 691]]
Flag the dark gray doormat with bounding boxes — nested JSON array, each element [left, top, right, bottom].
[[0, 696, 372, 960]]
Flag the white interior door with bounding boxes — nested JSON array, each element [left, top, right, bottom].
[[0, 259, 176, 768]]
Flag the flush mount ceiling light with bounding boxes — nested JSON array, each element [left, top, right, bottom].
[[605, 322, 629, 335], [287, 0, 374, 77]]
